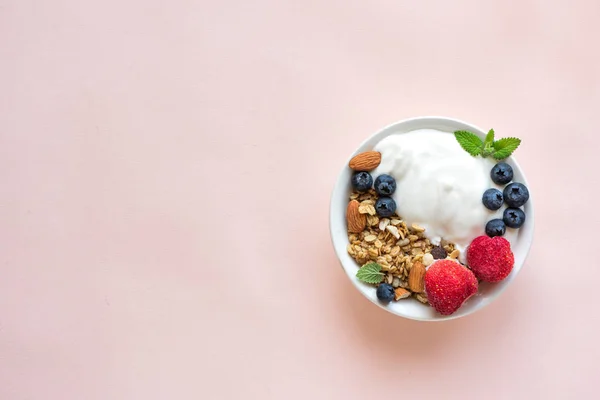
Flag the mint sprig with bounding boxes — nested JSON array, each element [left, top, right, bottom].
[[454, 129, 521, 160], [356, 262, 384, 284]]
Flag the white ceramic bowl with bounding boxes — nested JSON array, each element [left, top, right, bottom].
[[330, 116, 534, 321]]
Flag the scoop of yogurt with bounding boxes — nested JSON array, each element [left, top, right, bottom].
[[372, 129, 496, 258]]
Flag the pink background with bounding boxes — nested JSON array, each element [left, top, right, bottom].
[[1, 1, 598, 399]]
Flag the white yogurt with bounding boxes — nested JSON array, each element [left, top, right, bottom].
[[372, 129, 497, 258]]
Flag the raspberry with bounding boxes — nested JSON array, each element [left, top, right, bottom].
[[466, 236, 514, 282], [424, 260, 478, 315]]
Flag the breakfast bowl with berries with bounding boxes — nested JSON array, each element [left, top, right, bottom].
[[329, 116, 534, 321]]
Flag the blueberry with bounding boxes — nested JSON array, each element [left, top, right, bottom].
[[503, 207, 526, 229], [351, 171, 373, 192], [485, 219, 506, 237], [375, 197, 396, 217], [491, 162, 514, 185], [376, 283, 395, 303], [482, 188, 504, 210], [374, 174, 396, 196], [503, 182, 529, 208]]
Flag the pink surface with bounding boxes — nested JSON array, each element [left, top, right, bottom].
[[0, 1, 598, 399]]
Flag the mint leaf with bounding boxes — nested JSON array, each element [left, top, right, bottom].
[[492, 137, 521, 159], [454, 131, 483, 156], [356, 262, 384, 284], [481, 129, 495, 156], [484, 129, 495, 146]]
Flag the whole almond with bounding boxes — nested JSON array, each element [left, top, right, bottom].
[[394, 287, 411, 301], [408, 261, 426, 293], [347, 200, 366, 233], [349, 151, 381, 171]]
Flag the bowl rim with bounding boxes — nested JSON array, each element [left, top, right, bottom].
[[329, 116, 534, 321]]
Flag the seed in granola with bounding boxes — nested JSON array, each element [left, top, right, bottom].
[[366, 214, 378, 226], [408, 235, 419, 242], [396, 238, 410, 247], [364, 234, 377, 243], [347, 244, 355, 255], [449, 249, 460, 259], [386, 225, 400, 239], [386, 273, 393, 284], [431, 245, 447, 259], [423, 253, 434, 266], [359, 202, 377, 216], [357, 190, 376, 202], [411, 248, 424, 256], [415, 293, 428, 304], [411, 223, 426, 232], [390, 219, 402, 225], [379, 218, 390, 231], [392, 277, 401, 288]]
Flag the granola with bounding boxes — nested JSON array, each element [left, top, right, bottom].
[[346, 189, 457, 303]]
